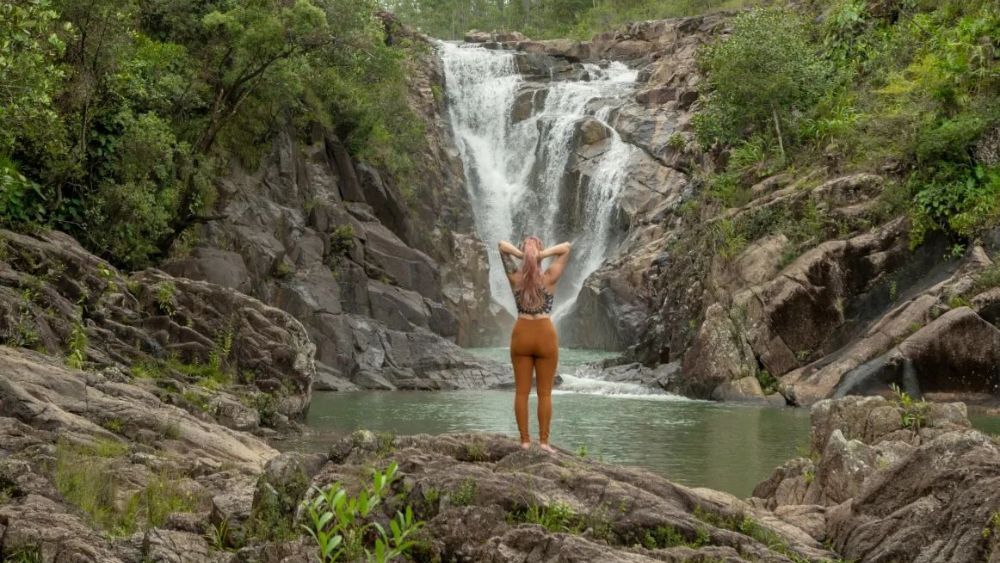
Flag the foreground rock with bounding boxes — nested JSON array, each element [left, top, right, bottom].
[[311, 431, 834, 562], [752, 396, 1000, 562], [0, 345, 277, 561]]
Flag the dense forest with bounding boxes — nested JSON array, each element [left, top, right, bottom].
[[381, 0, 756, 39], [0, 0, 423, 269], [2, 0, 996, 272]]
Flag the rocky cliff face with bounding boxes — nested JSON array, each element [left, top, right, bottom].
[[162, 29, 507, 392]]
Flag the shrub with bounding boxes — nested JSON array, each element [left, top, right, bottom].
[[301, 462, 423, 563], [695, 7, 832, 158]]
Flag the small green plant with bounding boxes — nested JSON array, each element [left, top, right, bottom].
[[641, 523, 705, 549], [161, 420, 182, 440], [667, 132, 687, 151], [206, 518, 231, 551], [451, 479, 477, 506], [947, 294, 970, 309], [65, 318, 88, 369], [755, 369, 779, 395], [982, 511, 1000, 539], [376, 431, 396, 457], [155, 282, 177, 316], [273, 259, 295, 279], [463, 441, 487, 462], [803, 468, 815, 485], [329, 225, 355, 263], [889, 383, 928, 430], [241, 392, 279, 427], [888, 279, 898, 302], [301, 462, 423, 563], [102, 418, 125, 434], [5, 545, 42, 563], [576, 445, 588, 458], [522, 501, 580, 533]]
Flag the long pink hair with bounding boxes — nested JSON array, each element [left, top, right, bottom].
[[515, 236, 545, 310]]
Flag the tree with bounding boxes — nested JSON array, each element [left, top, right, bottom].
[[695, 8, 831, 159]]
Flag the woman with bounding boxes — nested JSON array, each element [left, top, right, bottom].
[[498, 237, 572, 453]]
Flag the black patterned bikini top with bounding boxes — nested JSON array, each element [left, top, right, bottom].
[[513, 287, 554, 315]]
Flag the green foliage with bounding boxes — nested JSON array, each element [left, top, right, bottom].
[[693, 506, 808, 562], [695, 8, 832, 154], [522, 501, 580, 533], [301, 462, 424, 563], [384, 0, 756, 40], [155, 282, 176, 316], [450, 478, 477, 506], [328, 225, 355, 263], [755, 369, 779, 395], [640, 523, 708, 549], [65, 316, 87, 369], [889, 382, 928, 430], [2, 0, 424, 269], [54, 439, 199, 536], [0, 158, 48, 229], [4, 545, 42, 563], [0, 0, 66, 156]]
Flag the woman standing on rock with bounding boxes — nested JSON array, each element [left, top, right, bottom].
[[498, 237, 572, 453]]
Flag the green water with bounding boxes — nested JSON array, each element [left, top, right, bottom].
[[301, 348, 1000, 498], [303, 348, 813, 497]]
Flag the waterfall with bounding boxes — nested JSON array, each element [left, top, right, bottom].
[[439, 42, 637, 324]]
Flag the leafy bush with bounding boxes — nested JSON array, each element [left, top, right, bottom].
[[301, 462, 423, 563], [695, 8, 832, 158]]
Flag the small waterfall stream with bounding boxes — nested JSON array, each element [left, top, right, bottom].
[[440, 42, 637, 322]]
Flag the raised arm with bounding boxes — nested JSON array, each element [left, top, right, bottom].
[[541, 242, 572, 284], [498, 240, 523, 282]]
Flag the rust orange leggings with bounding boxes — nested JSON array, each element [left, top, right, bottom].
[[510, 317, 559, 444]]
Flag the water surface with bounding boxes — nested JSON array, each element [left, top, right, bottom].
[[304, 347, 812, 497]]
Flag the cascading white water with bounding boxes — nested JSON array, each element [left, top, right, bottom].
[[440, 42, 637, 322]]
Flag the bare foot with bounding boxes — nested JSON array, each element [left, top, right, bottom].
[[520, 442, 531, 450], [539, 443, 556, 454]]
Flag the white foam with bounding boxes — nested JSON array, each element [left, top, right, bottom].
[[554, 373, 694, 401]]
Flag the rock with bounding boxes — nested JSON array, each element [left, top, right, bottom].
[[511, 86, 548, 124], [773, 505, 826, 542], [162, 248, 253, 294], [710, 376, 765, 402], [464, 30, 491, 43], [0, 347, 276, 469], [142, 529, 223, 563], [0, 494, 126, 562], [826, 430, 1000, 562], [577, 116, 612, 145], [308, 432, 834, 562], [680, 303, 756, 398], [537, 38, 591, 61], [895, 307, 1000, 395]]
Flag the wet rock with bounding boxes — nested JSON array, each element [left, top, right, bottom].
[[896, 307, 1000, 395]]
